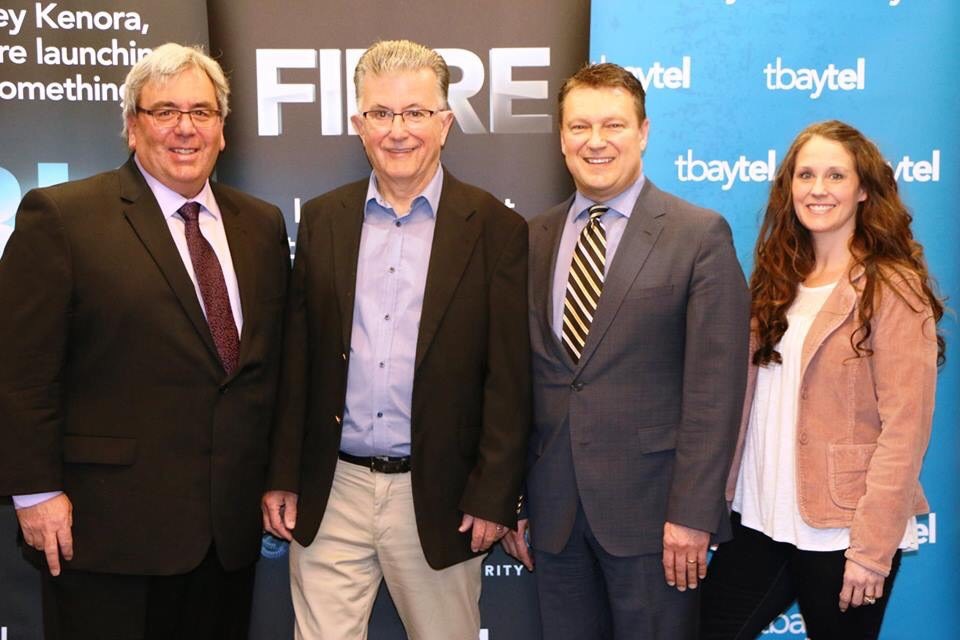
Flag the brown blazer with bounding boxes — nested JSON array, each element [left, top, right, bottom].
[[726, 268, 938, 575], [268, 169, 531, 570], [0, 158, 290, 574]]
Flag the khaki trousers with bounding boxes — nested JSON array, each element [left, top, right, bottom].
[[290, 458, 483, 640]]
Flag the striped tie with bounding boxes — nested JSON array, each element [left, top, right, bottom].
[[562, 204, 608, 362]]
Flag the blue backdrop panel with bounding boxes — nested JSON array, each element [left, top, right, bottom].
[[590, 1, 958, 638]]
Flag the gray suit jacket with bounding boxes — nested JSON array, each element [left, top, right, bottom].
[[526, 178, 750, 556]]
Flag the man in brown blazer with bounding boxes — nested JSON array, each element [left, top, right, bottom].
[[0, 44, 289, 638], [262, 39, 530, 640]]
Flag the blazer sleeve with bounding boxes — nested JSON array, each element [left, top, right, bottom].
[[0, 189, 72, 495], [666, 213, 750, 532], [458, 216, 532, 527], [846, 275, 938, 575]]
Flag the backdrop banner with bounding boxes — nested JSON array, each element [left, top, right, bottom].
[[589, 2, 958, 639], [0, 1, 208, 637], [205, 1, 589, 639]]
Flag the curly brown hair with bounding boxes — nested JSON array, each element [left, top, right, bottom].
[[750, 120, 945, 367]]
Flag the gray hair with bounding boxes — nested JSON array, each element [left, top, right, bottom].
[[353, 40, 449, 108], [122, 43, 230, 138]]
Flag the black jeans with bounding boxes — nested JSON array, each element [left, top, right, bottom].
[[700, 512, 901, 640]]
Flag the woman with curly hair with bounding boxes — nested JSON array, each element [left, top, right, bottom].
[[700, 120, 944, 639]]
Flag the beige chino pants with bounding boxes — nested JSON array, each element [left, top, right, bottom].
[[290, 458, 483, 640]]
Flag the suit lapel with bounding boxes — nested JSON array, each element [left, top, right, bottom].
[[119, 159, 220, 365], [214, 183, 257, 373], [535, 200, 575, 369], [415, 171, 482, 370], [331, 183, 366, 354], [575, 180, 665, 372], [799, 267, 862, 380]]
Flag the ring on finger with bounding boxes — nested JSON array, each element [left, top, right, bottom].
[[863, 596, 877, 605], [686, 559, 698, 564]]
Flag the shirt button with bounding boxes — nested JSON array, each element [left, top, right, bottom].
[[384, 314, 390, 321], [798, 432, 809, 445], [388, 267, 395, 273], [379, 361, 385, 368], [377, 411, 383, 418], [394, 220, 401, 227]]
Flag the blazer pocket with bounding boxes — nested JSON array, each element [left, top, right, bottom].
[[827, 442, 877, 509], [63, 435, 137, 466], [637, 423, 678, 454], [626, 284, 675, 300]]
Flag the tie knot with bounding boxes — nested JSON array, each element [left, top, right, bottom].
[[179, 201, 201, 223], [587, 204, 609, 222]]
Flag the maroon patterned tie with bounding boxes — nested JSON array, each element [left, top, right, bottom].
[[178, 202, 239, 374]]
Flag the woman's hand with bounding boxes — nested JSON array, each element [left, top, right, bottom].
[[839, 558, 886, 611]]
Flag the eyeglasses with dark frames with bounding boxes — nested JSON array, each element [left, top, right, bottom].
[[361, 108, 447, 128], [136, 107, 223, 129]]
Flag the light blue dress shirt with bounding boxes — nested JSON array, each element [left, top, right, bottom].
[[551, 174, 646, 340], [339, 166, 444, 457]]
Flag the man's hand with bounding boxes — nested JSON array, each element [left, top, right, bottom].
[[662, 521, 709, 591], [16, 493, 74, 576], [500, 518, 534, 571], [839, 558, 886, 612], [458, 514, 508, 553], [261, 490, 298, 541]]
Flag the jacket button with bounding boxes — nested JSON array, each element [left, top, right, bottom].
[[341, 353, 347, 361], [334, 415, 342, 425], [800, 386, 809, 399], [798, 432, 809, 445], [570, 381, 584, 391]]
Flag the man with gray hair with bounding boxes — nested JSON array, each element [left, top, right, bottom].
[[0, 42, 290, 637], [263, 39, 530, 639]]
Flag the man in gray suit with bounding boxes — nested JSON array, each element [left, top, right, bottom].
[[502, 63, 749, 639]]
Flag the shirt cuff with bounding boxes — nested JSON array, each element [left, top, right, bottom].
[[12, 491, 63, 509]]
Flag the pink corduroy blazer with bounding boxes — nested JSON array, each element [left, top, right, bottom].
[[725, 267, 939, 576]]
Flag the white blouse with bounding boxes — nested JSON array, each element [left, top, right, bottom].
[[733, 282, 918, 552]]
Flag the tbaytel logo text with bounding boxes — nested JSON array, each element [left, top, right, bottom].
[[256, 47, 551, 136], [893, 151, 940, 182], [595, 54, 691, 90], [764, 57, 865, 99], [762, 612, 806, 636], [729, 1, 902, 6], [674, 149, 940, 190], [675, 149, 776, 191]]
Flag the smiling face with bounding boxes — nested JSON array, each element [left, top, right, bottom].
[[560, 85, 649, 203], [350, 68, 454, 199], [791, 135, 867, 246], [126, 66, 225, 198]]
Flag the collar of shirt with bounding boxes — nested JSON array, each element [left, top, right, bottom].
[[365, 164, 444, 221], [134, 155, 222, 221], [568, 173, 646, 225]]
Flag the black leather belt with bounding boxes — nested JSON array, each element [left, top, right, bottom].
[[338, 451, 411, 473]]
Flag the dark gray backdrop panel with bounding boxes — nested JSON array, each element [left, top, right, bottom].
[[0, 1, 209, 637], [206, 1, 590, 639]]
